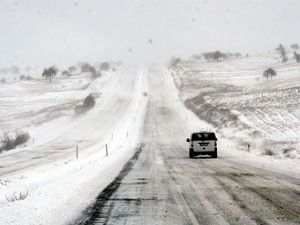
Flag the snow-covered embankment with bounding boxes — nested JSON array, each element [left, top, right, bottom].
[[0, 68, 149, 225]]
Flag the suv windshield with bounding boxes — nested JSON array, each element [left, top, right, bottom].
[[192, 133, 216, 141]]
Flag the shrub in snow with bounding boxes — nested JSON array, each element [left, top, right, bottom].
[[80, 63, 100, 79], [1, 132, 15, 151], [61, 70, 71, 76], [203, 51, 227, 62], [1, 78, 6, 83], [74, 94, 96, 115], [26, 75, 32, 80], [91, 71, 101, 79], [263, 148, 274, 156], [80, 63, 94, 73], [6, 189, 28, 202], [282, 146, 298, 158], [83, 94, 96, 109], [0, 131, 30, 152], [169, 57, 181, 68], [14, 130, 30, 147], [100, 62, 110, 71]]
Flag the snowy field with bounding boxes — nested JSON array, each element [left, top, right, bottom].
[[0, 61, 299, 224], [0, 70, 95, 136], [0, 67, 149, 224], [170, 56, 300, 159]]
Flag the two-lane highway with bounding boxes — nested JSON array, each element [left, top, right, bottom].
[[74, 68, 300, 225]]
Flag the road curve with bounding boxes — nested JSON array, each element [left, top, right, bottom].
[[74, 69, 300, 225]]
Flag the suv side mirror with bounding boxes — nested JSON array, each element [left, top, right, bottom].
[[186, 138, 190, 142]]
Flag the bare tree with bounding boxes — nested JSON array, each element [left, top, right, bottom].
[[276, 44, 288, 63], [213, 51, 226, 61], [263, 68, 277, 81], [42, 66, 57, 81]]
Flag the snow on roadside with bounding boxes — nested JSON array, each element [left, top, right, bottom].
[[0, 68, 149, 225], [0, 73, 92, 135], [170, 56, 300, 159], [0, 71, 113, 158], [161, 65, 300, 179]]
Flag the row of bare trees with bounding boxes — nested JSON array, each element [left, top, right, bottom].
[[40, 62, 111, 82], [276, 43, 300, 63]]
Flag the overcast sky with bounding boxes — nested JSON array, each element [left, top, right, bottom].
[[0, 0, 300, 67]]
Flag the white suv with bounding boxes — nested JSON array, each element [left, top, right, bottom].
[[186, 132, 218, 158]]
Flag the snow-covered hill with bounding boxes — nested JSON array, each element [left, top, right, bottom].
[[0, 68, 149, 224], [170, 56, 300, 158]]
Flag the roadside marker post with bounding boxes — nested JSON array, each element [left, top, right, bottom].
[[76, 145, 79, 159], [126, 131, 128, 138], [105, 144, 108, 156]]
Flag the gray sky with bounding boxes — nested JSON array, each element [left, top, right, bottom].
[[0, 0, 300, 67]]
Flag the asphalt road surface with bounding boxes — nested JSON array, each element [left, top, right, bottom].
[[75, 70, 300, 225]]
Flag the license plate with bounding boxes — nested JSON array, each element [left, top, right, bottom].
[[199, 143, 208, 146]]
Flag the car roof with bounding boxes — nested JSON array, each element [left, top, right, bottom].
[[192, 131, 215, 134]]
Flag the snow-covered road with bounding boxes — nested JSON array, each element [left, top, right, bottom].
[[1, 66, 299, 225], [74, 68, 300, 225]]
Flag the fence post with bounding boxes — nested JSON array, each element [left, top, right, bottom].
[[105, 144, 108, 156], [76, 145, 79, 159]]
